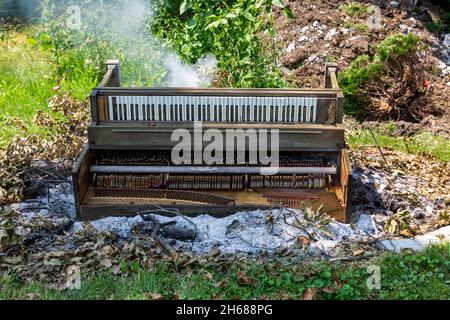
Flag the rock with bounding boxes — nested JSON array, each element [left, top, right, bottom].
[[324, 28, 338, 41], [444, 34, 450, 48], [412, 208, 424, 219], [379, 226, 450, 253], [379, 239, 424, 252], [346, 36, 370, 54], [300, 25, 309, 33], [389, 1, 400, 8], [416, 226, 450, 245], [312, 21, 320, 28], [355, 214, 377, 235], [285, 42, 296, 53], [299, 35, 308, 42], [308, 54, 318, 63]]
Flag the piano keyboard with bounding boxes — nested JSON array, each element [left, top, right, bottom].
[[106, 96, 318, 123]]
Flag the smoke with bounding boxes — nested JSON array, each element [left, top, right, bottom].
[[164, 54, 218, 87], [42, 0, 217, 87]]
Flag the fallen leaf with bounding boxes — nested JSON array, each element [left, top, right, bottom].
[[145, 292, 163, 300], [302, 288, 317, 300], [400, 229, 413, 238], [297, 236, 310, 246], [237, 271, 260, 286], [352, 249, 365, 256]]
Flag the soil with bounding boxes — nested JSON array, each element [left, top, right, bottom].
[[273, 0, 450, 133]]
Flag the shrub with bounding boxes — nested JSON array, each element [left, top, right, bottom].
[[150, 0, 292, 88], [339, 33, 431, 121]]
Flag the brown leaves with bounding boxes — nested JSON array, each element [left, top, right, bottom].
[[237, 271, 260, 286], [302, 288, 317, 300], [0, 95, 89, 205], [0, 208, 25, 253]]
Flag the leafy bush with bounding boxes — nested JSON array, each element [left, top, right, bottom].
[[150, 0, 291, 88], [339, 33, 430, 121]]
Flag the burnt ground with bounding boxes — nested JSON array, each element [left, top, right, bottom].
[[272, 0, 450, 134]]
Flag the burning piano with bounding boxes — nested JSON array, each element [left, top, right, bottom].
[[72, 60, 352, 222]]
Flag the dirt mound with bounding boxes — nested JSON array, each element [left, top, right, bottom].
[[273, 0, 449, 124]]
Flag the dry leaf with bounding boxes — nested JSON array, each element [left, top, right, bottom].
[[297, 236, 310, 246], [302, 288, 317, 300], [145, 292, 163, 300], [400, 229, 414, 238], [237, 271, 260, 286]]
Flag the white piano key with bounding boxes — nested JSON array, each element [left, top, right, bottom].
[[306, 98, 311, 122], [155, 97, 160, 121], [237, 97, 241, 121], [177, 96, 182, 122], [312, 98, 317, 122], [125, 96, 131, 121], [249, 97, 255, 122], [163, 96, 168, 121], [209, 98, 214, 122], [226, 97, 231, 122], [140, 96, 144, 121], [108, 96, 113, 121], [119, 96, 124, 121], [193, 96, 198, 121], [181, 96, 186, 121], [264, 97, 269, 122], [277, 98, 283, 122]]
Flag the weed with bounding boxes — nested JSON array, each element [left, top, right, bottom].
[[347, 129, 450, 163], [340, 2, 370, 18], [343, 21, 370, 34]]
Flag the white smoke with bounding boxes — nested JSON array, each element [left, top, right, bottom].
[[164, 54, 218, 87], [43, 0, 218, 87]]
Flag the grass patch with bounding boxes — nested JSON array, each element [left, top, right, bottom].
[[0, 31, 56, 147], [347, 129, 450, 163], [340, 2, 370, 17], [0, 244, 448, 300], [343, 21, 370, 34]]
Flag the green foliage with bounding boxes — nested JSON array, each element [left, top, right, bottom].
[[340, 2, 370, 17], [347, 129, 450, 163], [35, 0, 168, 90], [1, 244, 448, 300], [0, 31, 56, 146], [151, 0, 291, 88], [339, 33, 421, 116], [343, 21, 370, 34], [428, 1, 450, 32], [377, 33, 421, 62]]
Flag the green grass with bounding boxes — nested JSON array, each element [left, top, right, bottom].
[[343, 21, 370, 34], [348, 129, 450, 163], [340, 2, 370, 17], [0, 32, 56, 147], [1, 244, 448, 300]]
